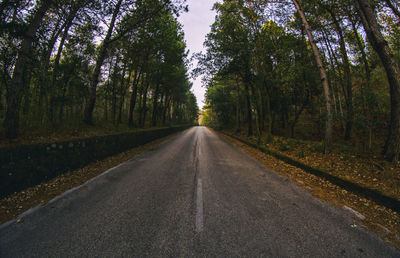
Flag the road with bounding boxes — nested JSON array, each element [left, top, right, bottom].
[[0, 127, 398, 257]]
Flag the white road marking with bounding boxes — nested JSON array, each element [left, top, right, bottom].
[[196, 179, 204, 232]]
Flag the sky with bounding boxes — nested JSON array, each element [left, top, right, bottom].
[[177, 0, 217, 110]]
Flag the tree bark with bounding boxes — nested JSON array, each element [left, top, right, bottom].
[[51, 6, 79, 89], [235, 77, 241, 132], [110, 55, 121, 125], [151, 83, 160, 126], [140, 80, 149, 127], [128, 70, 141, 126], [293, 0, 333, 153], [244, 81, 253, 136], [38, 18, 62, 123], [354, 0, 400, 161], [162, 95, 170, 125], [83, 0, 122, 124], [4, 0, 53, 138], [347, 9, 371, 90], [329, 9, 353, 140], [118, 66, 130, 124]]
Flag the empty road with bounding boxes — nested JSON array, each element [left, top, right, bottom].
[[0, 127, 398, 257]]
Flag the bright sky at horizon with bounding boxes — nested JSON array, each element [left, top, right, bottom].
[[178, 0, 217, 110]]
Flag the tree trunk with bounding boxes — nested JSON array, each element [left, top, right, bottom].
[[250, 82, 262, 142], [355, 0, 400, 161], [329, 9, 353, 140], [293, 0, 333, 153], [51, 9, 77, 88], [118, 66, 130, 124], [139, 78, 150, 127], [4, 0, 53, 138], [151, 83, 160, 126], [47, 5, 80, 124], [162, 96, 170, 125], [38, 20, 63, 123], [235, 77, 241, 132], [140, 80, 149, 127], [58, 79, 69, 121], [290, 100, 305, 138], [83, 0, 122, 124], [104, 90, 108, 121], [128, 70, 141, 127], [110, 56, 120, 125], [348, 10, 371, 90], [244, 81, 253, 136]]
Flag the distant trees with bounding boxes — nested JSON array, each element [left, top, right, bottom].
[[0, 0, 198, 139], [197, 0, 400, 161]]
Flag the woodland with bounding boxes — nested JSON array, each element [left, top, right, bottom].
[[196, 0, 400, 162], [0, 0, 198, 143]]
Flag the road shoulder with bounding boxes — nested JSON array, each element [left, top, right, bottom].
[[218, 132, 400, 249], [0, 132, 182, 225]]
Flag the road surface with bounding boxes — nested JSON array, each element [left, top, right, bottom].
[[0, 127, 398, 257]]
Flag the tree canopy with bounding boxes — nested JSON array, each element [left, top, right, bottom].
[[0, 0, 198, 139], [197, 0, 400, 161]]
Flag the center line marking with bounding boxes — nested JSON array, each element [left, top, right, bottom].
[[196, 179, 204, 232]]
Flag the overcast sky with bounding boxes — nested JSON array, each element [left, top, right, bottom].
[[178, 0, 217, 110]]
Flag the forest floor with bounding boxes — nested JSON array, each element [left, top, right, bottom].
[[220, 130, 400, 248], [0, 131, 181, 225]]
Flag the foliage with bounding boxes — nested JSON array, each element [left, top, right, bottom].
[[197, 0, 400, 161], [0, 0, 197, 140]]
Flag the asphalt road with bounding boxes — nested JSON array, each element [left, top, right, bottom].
[[0, 127, 399, 257]]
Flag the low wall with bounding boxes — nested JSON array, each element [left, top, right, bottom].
[[0, 126, 190, 198]]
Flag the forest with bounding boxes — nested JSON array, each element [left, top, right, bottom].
[[196, 0, 400, 162], [0, 0, 198, 142]]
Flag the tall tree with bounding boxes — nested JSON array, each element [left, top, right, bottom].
[[292, 0, 333, 153], [354, 0, 400, 161], [325, 5, 353, 140], [3, 0, 54, 138], [83, 0, 123, 124]]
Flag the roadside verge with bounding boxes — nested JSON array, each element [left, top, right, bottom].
[[0, 126, 190, 198], [219, 131, 400, 248], [0, 129, 187, 224], [222, 132, 400, 213]]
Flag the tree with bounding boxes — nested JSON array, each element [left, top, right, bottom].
[[83, 0, 187, 125], [354, 0, 400, 161], [3, 0, 54, 138], [292, 0, 333, 153], [83, 0, 123, 124], [196, 1, 255, 136]]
